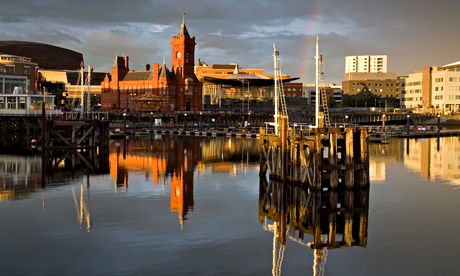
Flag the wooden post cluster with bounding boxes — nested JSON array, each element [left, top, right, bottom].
[[259, 119, 369, 190]]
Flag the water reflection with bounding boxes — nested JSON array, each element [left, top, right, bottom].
[[259, 176, 369, 275], [0, 136, 460, 274], [368, 137, 460, 185]]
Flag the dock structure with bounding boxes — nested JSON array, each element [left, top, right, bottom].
[[259, 116, 369, 190], [40, 111, 110, 174]]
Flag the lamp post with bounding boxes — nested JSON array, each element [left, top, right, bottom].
[[406, 114, 410, 135], [200, 112, 202, 129], [123, 112, 127, 137], [184, 113, 187, 130], [150, 112, 153, 133], [437, 114, 441, 135], [248, 111, 251, 129], [345, 115, 349, 126]]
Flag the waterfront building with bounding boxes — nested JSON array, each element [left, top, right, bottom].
[[401, 61, 460, 114], [100, 15, 202, 112], [38, 68, 106, 109], [341, 72, 400, 107], [345, 55, 387, 73], [195, 61, 300, 109], [0, 53, 38, 94], [0, 53, 56, 115], [304, 83, 342, 106]]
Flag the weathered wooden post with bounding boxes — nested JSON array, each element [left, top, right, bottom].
[[329, 131, 338, 189], [344, 128, 354, 188]]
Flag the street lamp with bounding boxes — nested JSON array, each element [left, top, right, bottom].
[[406, 114, 410, 135], [437, 114, 441, 135], [248, 112, 251, 128], [150, 112, 153, 132], [184, 113, 187, 130], [123, 112, 127, 137], [200, 112, 202, 129]]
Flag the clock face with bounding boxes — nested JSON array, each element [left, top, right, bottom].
[[186, 52, 190, 58], [176, 51, 181, 58]]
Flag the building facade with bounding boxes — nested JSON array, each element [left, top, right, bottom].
[[402, 61, 460, 114], [342, 72, 400, 107], [100, 16, 203, 112], [0, 54, 57, 113], [0, 54, 38, 94], [195, 62, 299, 109], [345, 55, 387, 73]]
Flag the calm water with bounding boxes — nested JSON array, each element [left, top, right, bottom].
[[1, 135, 460, 275]]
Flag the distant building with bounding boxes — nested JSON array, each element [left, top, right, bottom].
[[304, 83, 342, 106], [345, 55, 387, 73], [0, 41, 83, 70], [101, 15, 202, 112], [0, 53, 38, 94], [38, 68, 106, 109], [342, 72, 400, 107], [195, 62, 299, 109], [0, 53, 57, 113], [401, 61, 460, 114]]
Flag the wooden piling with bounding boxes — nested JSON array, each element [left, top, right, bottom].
[[259, 124, 369, 190]]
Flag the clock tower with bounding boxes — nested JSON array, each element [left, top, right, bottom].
[[171, 13, 196, 81], [170, 13, 202, 112]]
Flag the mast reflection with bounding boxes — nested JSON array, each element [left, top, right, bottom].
[[259, 176, 369, 275]]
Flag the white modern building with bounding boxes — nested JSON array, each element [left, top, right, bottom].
[[345, 55, 387, 73], [401, 61, 460, 114]]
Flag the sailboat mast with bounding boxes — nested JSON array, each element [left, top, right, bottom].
[[80, 62, 84, 113], [273, 44, 279, 135], [86, 65, 91, 113], [315, 36, 319, 128]]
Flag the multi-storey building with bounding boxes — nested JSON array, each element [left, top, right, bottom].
[[345, 55, 387, 73], [195, 61, 300, 108], [0, 54, 38, 94], [0, 53, 57, 113], [305, 84, 342, 106], [402, 61, 460, 113], [342, 72, 400, 107], [100, 16, 203, 112]]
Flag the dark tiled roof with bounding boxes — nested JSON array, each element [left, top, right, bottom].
[[123, 71, 153, 81]]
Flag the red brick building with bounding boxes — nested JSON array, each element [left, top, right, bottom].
[[100, 16, 203, 112]]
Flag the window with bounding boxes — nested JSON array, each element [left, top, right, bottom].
[[6, 66, 14, 74], [435, 77, 444, 82]]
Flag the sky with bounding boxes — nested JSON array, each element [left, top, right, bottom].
[[1, 0, 459, 86]]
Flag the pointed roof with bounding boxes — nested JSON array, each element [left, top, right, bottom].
[[159, 62, 175, 80], [177, 13, 190, 38], [112, 55, 126, 69]]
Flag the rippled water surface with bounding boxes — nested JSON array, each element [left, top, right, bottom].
[[1, 136, 460, 275]]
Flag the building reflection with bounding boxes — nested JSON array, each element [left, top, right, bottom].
[[259, 176, 369, 275], [368, 137, 460, 186], [108, 136, 260, 229], [403, 137, 460, 185], [0, 155, 42, 201]]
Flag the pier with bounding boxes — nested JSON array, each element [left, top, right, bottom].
[[259, 116, 369, 190]]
